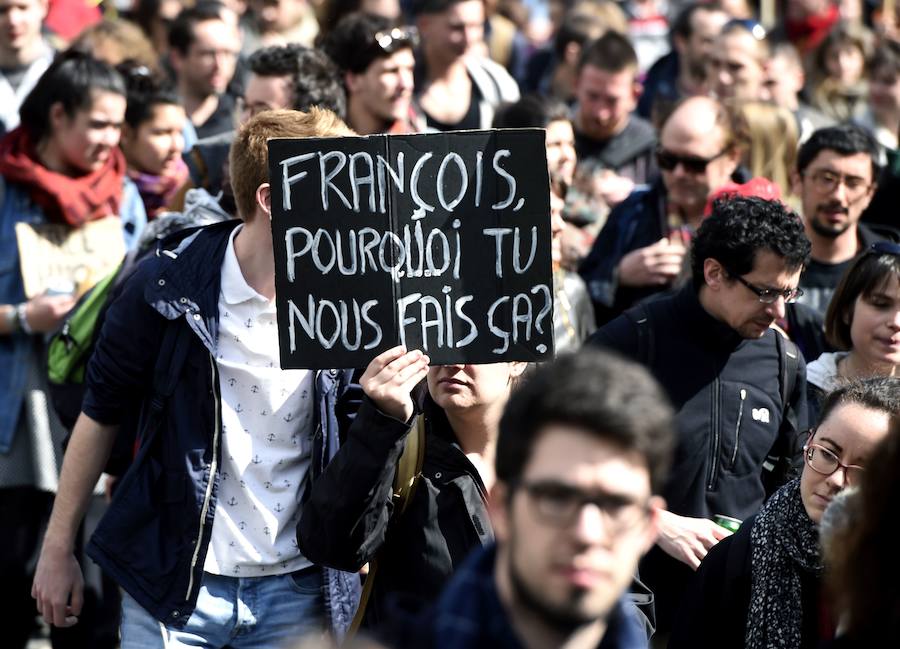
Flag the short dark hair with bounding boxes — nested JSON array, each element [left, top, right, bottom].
[[577, 30, 637, 74], [20, 50, 126, 144], [321, 12, 415, 75], [825, 246, 900, 350], [118, 61, 181, 129], [818, 376, 900, 429], [672, 2, 722, 41], [492, 94, 570, 129], [497, 350, 675, 494], [168, 1, 230, 55], [553, 11, 607, 59], [870, 38, 900, 79], [248, 44, 347, 118], [411, 0, 474, 17], [690, 196, 811, 287], [796, 124, 880, 179]]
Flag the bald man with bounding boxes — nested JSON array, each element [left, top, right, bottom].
[[579, 96, 742, 323], [707, 20, 769, 102]]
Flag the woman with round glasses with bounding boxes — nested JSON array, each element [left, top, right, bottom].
[[806, 242, 900, 425], [669, 376, 900, 649]]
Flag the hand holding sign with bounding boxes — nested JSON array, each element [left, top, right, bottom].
[[361, 346, 430, 422]]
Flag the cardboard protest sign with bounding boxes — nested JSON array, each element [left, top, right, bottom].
[[16, 217, 126, 298], [269, 129, 554, 369]]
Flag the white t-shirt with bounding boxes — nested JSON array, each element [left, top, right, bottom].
[[204, 225, 315, 577]]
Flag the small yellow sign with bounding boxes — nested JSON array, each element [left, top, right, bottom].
[[15, 217, 125, 298]]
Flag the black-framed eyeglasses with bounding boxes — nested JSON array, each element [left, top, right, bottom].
[[733, 275, 803, 304], [803, 169, 871, 199], [656, 147, 729, 174], [373, 26, 419, 54], [869, 241, 900, 257], [515, 479, 651, 533], [802, 432, 865, 486]]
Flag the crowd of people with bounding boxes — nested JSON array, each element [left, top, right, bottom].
[[1, 0, 900, 647]]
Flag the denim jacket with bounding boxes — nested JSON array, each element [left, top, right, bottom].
[[0, 176, 146, 454], [82, 221, 360, 636]]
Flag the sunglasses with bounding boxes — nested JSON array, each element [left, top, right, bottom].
[[373, 26, 419, 54], [656, 147, 729, 174]]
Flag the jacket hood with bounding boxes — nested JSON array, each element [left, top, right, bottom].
[[806, 351, 847, 391]]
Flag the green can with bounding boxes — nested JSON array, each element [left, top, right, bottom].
[[714, 514, 742, 533]]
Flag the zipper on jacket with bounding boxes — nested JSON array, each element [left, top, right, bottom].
[[707, 378, 721, 490], [730, 389, 747, 469], [185, 354, 221, 601]]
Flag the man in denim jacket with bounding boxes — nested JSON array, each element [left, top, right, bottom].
[[32, 108, 361, 647]]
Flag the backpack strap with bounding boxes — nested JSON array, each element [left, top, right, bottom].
[[774, 331, 800, 416], [623, 302, 654, 366], [345, 415, 426, 641]]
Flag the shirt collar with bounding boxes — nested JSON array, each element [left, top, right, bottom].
[[220, 224, 266, 306]]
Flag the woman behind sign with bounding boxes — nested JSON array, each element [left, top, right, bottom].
[[298, 346, 525, 630]]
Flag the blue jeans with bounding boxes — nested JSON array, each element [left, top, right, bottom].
[[119, 567, 325, 648]]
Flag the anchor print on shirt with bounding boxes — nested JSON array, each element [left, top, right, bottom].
[[266, 433, 276, 443], [245, 318, 253, 329], [227, 496, 238, 506]]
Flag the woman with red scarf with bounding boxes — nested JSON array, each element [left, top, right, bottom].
[[0, 51, 146, 649]]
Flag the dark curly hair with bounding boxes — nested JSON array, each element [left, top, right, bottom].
[[796, 123, 880, 179], [497, 349, 675, 494], [690, 196, 811, 288], [19, 50, 126, 144], [248, 44, 347, 119]]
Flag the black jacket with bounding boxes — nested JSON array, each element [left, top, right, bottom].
[[588, 284, 808, 630], [297, 392, 492, 629], [668, 514, 824, 649]]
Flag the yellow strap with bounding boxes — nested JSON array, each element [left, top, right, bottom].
[[344, 415, 426, 642]]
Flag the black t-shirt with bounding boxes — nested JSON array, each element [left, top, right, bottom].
[[423, 84, 482, 132], [0, 64, 30, 92], [195, 93, 237, 141], [798, 258, 850, 315]]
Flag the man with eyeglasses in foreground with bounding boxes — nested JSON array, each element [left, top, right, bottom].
[[321, 13, 423, 136], [589, 195, 811, 640], [791, 124, 900, 314], [578, 95, 743, 325], [390, 350, 674, 649]]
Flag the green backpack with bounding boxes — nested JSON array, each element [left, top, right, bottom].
[[46, 262, 122, 427]]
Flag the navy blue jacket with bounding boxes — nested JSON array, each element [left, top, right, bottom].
[[386, 544, 649, 649], [82, 221, 360, 634]]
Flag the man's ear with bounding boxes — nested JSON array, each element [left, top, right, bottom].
[[703, 257, 727, 290], [256, 182, 271, 218], [789, 169, 803, 198], [488, 480, 511, 543], [345, 70, 360, 94]]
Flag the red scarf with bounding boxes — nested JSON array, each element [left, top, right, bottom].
[[786, 4, 840, 55], [0, 127, 126, 227]]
